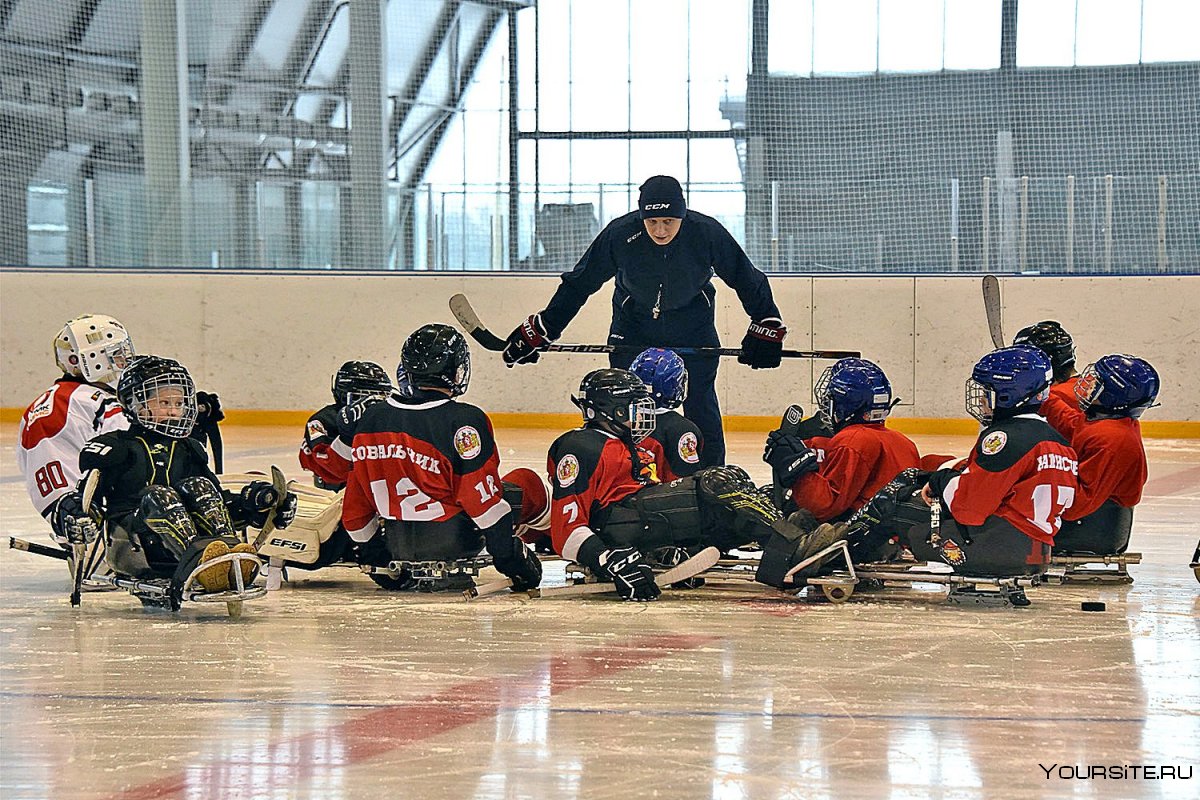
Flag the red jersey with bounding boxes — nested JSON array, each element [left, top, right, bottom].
[[790, 423, 920, 521], [1049, 377, 1081, 405], [341, 395, 510, 540], [298, 404, 351, 488], [1063, 417, 1146, 520], [1041, 392, 1085, 441], [941, 414, 1078, 544], [546, 428, 658, 560]]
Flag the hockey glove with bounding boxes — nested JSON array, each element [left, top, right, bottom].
[[503, 313, 552, 367], [336, 396, 379, 440], [488, 534, 543, 591], [51, 493, 100, 545], [237, 481, 296, 528], [739, 318, 787, 369], [763, 430, 819, 486], [598, 546, 661, 601], [924, 467, 960, 503], [196, 391, 225, 424]]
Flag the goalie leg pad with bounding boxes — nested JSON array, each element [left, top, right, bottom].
[[381, 514, 485, 563], [1052, 500, 1133, 555], [174, 476, 238, 539], [696, 467, 789, 551], [598, 478, 705, 551]]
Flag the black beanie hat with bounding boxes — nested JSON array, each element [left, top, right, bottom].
[[638, 175, 686, 219]]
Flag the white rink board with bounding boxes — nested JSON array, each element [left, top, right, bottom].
[[1, 271, 1197, 421]]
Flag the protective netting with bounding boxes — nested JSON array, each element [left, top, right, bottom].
[[2, 0, 1197, 272]]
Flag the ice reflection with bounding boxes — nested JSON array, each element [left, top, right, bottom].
[[887, 720, 982, 800]]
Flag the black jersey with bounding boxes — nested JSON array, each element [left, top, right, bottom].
[[298, 403, 349, 488], [647, 409, 703, 481], [341, 394, 510, 538], [540, 209, 781, 344], [80, 427, 219, 516]]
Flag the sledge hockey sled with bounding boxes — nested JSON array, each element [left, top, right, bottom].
[[9, 536, 264, 618], [1045, 552, 1142, 584]]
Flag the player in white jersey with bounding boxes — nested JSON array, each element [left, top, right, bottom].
[[18, 315, 134, 539]]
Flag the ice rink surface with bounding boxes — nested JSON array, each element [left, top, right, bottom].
[[1, 424, 1197, 800]]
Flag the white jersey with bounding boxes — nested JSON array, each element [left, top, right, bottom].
[[17, 379, 129, 517]]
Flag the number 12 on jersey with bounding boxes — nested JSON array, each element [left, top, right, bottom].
[[370, 477, 446, 521]]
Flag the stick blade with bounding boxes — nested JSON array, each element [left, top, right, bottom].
[[982, 275, 1005, 349], [449, 293, 508, 351]]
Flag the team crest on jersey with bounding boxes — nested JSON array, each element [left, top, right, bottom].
[[26, 386, 59, 424], [980, 430, 1007, 456], [307, 419, 327, 440], [453, 426, 483, 459], [678, 432, 700, 464], [556, 454, 580, 487]]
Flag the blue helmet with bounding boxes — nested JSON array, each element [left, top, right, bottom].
[[1076, 354, 1160, 419], [629, 347, 688, 409], [814, 358, 894, 428], [965, 345, 1053, 424]]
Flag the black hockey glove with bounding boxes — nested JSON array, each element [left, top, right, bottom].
[[763, 430, 819, 486], [739, 318, 787, 369], [237, 481, 296, 528], [502, 313, 552, 367], [598, 546, 661, 601], [336, 396, 378, 440], [924, 467, 960, 503], [196, 391, 225, 424], [488, 533, 543, 591], [50, 492, 100, 545]]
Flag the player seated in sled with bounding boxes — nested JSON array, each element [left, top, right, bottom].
[[338, 324, 542, 594], [845, 346, 1079, 579], [58, 356, 297, 609]]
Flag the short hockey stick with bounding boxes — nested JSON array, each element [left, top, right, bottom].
[[250, 465, 290, 549], [449, 294, 860, 360], [771, 404, 805, 509], [70, 470, 101, 607], [1190, 538, 1199, 584], [10, 536, 70, 561], [982, 275, 1005, 349]]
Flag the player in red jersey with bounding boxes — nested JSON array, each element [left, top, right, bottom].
[[838, 346, 1079, 577], [1013, 320, 1079, 408], [299, 360, 392, 490], [763, 359, 920, 522], [546, 368, 839, 600], [339, 324, 541, 593], [1054, 354, 1159, 555], [629, 347, 703, 481]]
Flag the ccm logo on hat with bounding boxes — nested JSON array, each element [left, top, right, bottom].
[[644, 203, 672, 210]]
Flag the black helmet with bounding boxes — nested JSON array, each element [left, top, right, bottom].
[[117, 355, 198, 438], [401, 324, 470, 396], [572, 368, 655, 443], [331, 360, 392, 406], [1012, 320, 1076, 381]]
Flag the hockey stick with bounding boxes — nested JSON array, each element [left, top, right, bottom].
[[10, 536, 70, 561], [528, 546, 721, 599], [71, 470, 101, 607], [449, 294, 860, 360], [250, 465, 290, 549], [982, 275, 1005, 349], [1191, 538, 1199, 584]]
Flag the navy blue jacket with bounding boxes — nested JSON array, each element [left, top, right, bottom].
[[540, 210, 781, 348]]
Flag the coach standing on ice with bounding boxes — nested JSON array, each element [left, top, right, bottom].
[[502, 175, 786, 467]]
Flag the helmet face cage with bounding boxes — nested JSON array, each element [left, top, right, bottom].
[[1075, 356, 1160, 418], [964, 377, 994, 424], [122, 363, 198, 438], [575, 369, 656, 442], [628, 397, 656, 443], [630, 348, 688, 408], [55, 315, 135, 385], [332, 361, 392, 407]]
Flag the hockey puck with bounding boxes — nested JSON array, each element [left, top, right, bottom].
[[1081, 601, 1106, 612]]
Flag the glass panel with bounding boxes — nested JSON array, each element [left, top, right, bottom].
[[879, 0, 944, 73], [1141, 0, 1200, 63], [1076, 0, 1141, 66], [769, 0, 815, 76], [1017, 0, 1076, 67], [629, 0, 690, 129], [813, 0, 878, 74], [944, 0, 1000, 71]]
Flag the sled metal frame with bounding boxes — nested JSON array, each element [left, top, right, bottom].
[[1045, 552, 1141, 585]]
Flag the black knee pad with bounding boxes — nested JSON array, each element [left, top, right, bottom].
[[599, 478, 705, 550], [696, 466, 786, 550], [501, 481, 523, 522], [135, 485, 196, 560], [175, 476, 237, 539]]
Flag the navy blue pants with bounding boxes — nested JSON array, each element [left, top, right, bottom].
[[608, 350, 724, 468]]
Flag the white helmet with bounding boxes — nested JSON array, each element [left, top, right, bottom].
[[54, 314, 135, 385]]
